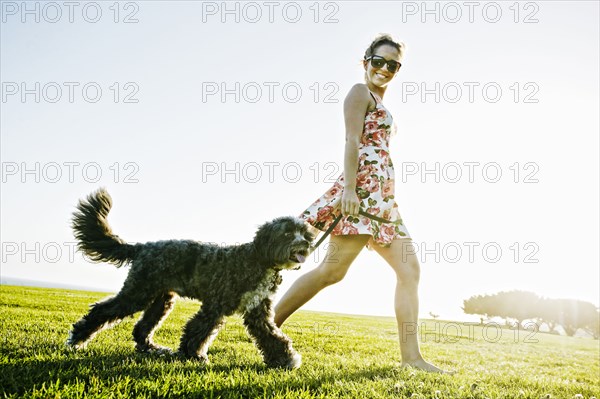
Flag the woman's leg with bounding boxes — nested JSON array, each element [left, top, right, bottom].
[[273, 234, 371, 327], [369, 237, 453, 374]]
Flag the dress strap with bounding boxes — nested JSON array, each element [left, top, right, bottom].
[[367, 89, 381, 104], [368, 90, 380, 104]]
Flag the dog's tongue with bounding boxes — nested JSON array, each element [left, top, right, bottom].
[[295, 253, 306, 263]]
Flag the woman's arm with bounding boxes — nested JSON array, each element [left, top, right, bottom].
[[341, 84, 372, 217]]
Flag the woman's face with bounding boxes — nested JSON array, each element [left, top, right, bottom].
[[364, 44, 402, 88]]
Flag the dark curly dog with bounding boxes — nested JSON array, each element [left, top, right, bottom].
[[66, 188, 313, 369]]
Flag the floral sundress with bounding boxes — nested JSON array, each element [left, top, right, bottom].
[[299, 89, 411, 251]]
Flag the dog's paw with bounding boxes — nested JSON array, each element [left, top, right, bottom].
[[153, 347, 175, 357], [197, 354, 210, 365], [65, 332, 86, 350], [266, 352, 302, 370], [136, 343, 174, 356], [286, 352, 302, 370], [65, 340, 79, 351], [177, 351, 210, 364]]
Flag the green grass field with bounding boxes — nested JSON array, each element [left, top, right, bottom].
[[1, 285, 598, 398]]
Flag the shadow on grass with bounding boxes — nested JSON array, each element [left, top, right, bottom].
[[1, 347, 412, 398]]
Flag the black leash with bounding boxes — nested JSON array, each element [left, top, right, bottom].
[[310, 209, 402, 252]]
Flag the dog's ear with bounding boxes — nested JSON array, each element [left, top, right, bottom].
[[253, 217, 300, 266], [252, 220, 277, 265]]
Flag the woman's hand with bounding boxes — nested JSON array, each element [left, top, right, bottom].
[[341, 189, 360, 217]]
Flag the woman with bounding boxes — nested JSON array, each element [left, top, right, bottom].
[[274, 34, 451, 374]]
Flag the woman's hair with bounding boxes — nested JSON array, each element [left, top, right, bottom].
[[363, 33, 406, 61]]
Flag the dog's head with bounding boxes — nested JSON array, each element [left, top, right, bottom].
[[253, 217, 315, 270]]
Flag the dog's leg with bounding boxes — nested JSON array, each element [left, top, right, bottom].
[[243, 298, 301, 369], [178, 305, 225, 363], [67, 292, 150, 349], [133, 292, 177, 355]]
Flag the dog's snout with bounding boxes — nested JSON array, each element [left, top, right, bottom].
[[295, 238, 311, 249]]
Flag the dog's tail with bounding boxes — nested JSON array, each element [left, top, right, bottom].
[[72, 188, 136, 267]]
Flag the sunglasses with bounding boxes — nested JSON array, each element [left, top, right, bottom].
[[365, 55, 402, 73]]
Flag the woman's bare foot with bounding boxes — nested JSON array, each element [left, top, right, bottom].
[[400, 359, 456, 374]]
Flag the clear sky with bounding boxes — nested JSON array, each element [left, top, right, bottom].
[[1, 1, 598, 322]]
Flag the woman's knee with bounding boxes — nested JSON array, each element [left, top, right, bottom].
[[394, 255, 421, 286], [315, 234, 368, 286], [317, 264, 349, 286]]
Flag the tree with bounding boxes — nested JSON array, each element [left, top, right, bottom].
[[463, 290, 541, 329], [464, 292, 600, 337], [463, 294, 498, 319], [537, 297, 561, 333], [493, 290, 541, 329], [551, 299, 599, 337]]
